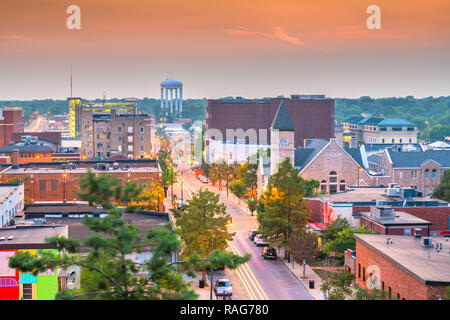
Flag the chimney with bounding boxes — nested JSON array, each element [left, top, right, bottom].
[[12, 149, 19, 167]]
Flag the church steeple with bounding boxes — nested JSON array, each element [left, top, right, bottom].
[[271, 100, 295, 131], [270, 100, 295, 174]]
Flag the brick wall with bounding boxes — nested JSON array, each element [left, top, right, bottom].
[[355, 239, 446, 300], [300, 139, 373, 192], [307, 198, 323, 222]]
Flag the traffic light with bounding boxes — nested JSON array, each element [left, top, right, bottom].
[[250, 194, 255, 202], [179, 150, 183, 156], [211, 171, 215, 177]]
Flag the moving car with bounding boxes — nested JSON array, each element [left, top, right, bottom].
[[214, 279, 232, 296], [255, 235, 269, 247], [198, 175, 209, 183], [262, 247, 277, 259], [249, 230, 258, 241]]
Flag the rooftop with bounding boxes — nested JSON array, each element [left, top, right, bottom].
[[387, 150, 450, 168], [0, 183, 22, 203], [0, 225, 67, 247], [355, 234, 450, 285], [360, 209, 432, 226], [309, 187, 433, 204], [343, 115, 416, 127], [271, 100, 295, 131]]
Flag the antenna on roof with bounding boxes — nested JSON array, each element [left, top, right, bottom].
[[70, 64, 73, 98]]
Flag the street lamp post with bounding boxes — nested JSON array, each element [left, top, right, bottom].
[[63, 173, 67, 203], [287, 183, 291, 263]]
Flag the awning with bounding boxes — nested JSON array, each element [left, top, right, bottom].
[[307, 222, 326, 231]]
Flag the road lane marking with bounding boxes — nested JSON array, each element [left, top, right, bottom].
[[228, 241, 269, 300]]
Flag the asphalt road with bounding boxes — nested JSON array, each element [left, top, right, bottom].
[[25, 116, 48, 132], [173, 160, 313, 300]]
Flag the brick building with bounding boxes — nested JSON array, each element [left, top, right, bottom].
[[377, 149, 450, 196], [359, 206, 431, 236], [0, 159, 161, 203], [307, 186, 449, 230], [354, 234, 450, 300], [206, 95, 334, 148], [81, 109, 153, 160], [0, 108, 24, 148]]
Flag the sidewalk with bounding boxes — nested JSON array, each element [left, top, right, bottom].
[[277, 247, 325, 300], [187, 273, 217, 300]]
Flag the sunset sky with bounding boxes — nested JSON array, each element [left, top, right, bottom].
[[0, 0, 449, 100]]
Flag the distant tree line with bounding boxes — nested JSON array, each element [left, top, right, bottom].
[[2, 96, 449, 141], [335, 96, 450, 142]]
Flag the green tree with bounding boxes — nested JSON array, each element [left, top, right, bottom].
[[353, 288, 386, 300], [324, 225, 374, 259], [433, 169, 450, 202], [8, 172, 197, 300], [304, 179, 320, 197], [258, 158, 311, 259], [237, 163, 257, 189], [320, 271, 355, 300], [323, 217, 351, 242], [229, 180, 247, 198], [175, 188, 249, 283]]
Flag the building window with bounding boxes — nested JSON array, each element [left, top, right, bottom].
[[329, 184, 337, 194], [382, 281, 384, 291], [358, 264, 361, 278], [22, 283, 33, 300], [404, 228, 411, 236], [118, 127, 122, 133], [128, 135, 133, 142], [362, 267, 365, 281], [397, 293, 400, 300], [409, 138, 412, 143], [128, 145, 133, 152], [392, 139, 395, 143], [128, 126, 133, 133], [51, 180, 58, 195], [399, 138, 402, 143], [140, 136, 144, 142], [425, 187, 429, 195], [39, 181, 47, 195], [320, 180, 326, 191], [411, 171, 417, 179], [389, 287, 392, 299], [432, 169, 436, 179], [329, 171, 337, 183], [140, 127, 144, 133], [425, 169, 429, 179], [140, 146, 144, 151], [339, 180, 346, 191], [118, 136, 122, 142]]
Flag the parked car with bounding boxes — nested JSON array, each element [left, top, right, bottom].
[[255, 235, 269, 247], [249, 230, 258, 241], [198, 175, 209, 183], [253, 234, 261, 244], [214, 279, 232, 296], [262, 247, 277, 259]]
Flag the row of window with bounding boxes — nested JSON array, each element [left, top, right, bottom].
[[408, 169, 438, 179], [117, 127, 145, 133], [381, 138, 412, 143]]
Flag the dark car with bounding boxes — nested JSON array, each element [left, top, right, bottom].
[[249, 230, 258, 241], [262, 247, 277, 260]]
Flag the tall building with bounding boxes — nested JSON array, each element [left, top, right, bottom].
[[206, 95, 334, 148], [81, 109, 153, 160], [0, 108, 24, 148], [68, 98, 138, 138], [342, 114, 418, 147]]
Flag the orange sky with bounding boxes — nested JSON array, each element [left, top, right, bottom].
[[0, 0, 449, 99]]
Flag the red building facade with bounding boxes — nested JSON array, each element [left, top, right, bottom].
[[0, 108, 24, 148]]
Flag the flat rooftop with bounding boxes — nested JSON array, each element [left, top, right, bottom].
[[310, 187, 431, 203], [3, 167, 159, 174], [0, 225, 67, 246], [360, 210, 432, 226], [355, 234, 450, 285], [0, 184, 21, 202]]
